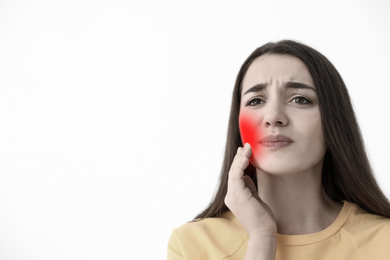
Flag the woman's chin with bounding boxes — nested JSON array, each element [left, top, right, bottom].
[[250, 157, 295, 176]]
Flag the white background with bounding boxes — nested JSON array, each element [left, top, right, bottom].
[[0, 0, 389, 259]]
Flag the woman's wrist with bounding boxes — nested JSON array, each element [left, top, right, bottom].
[[244, 234, 277, 260]]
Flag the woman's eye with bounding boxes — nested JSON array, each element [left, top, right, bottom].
[[246, 98, 264, 106], [291, 96, 311, 104]]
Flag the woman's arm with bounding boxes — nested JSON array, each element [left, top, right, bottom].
[[244, 235, 277, 260], [224, 143, 277, 260], [167, 231, 183, 260]]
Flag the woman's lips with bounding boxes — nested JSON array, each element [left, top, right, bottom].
[[259, 134, 293, 148]]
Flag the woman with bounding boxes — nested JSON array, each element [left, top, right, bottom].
[[167, 40, 390, 260]]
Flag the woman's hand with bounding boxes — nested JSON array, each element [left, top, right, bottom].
[[224, 143, 277, 259]]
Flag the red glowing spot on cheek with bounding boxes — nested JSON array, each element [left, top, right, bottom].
[[239, 113, 262, 159]]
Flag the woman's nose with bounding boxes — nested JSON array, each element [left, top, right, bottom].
[[263, 101, 288, 127]]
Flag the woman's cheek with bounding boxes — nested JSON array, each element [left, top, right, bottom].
[[239, 112, 262, 161]]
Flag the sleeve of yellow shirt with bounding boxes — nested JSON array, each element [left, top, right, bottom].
[[167, 230, 184, 260]]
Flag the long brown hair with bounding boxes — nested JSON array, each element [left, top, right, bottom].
[[195, 40, 390, 220]]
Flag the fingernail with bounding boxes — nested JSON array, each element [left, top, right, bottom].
[[244, 143, 250, 148]]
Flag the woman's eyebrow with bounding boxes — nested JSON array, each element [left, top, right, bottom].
[[243, 83, 267, 95], [286, 81, 317, 92], [243, 81, 316, 96]]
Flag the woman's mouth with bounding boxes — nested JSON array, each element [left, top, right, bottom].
[[259, 134, 293, 148]]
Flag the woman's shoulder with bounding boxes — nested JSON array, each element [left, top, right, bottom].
[[167, 211, 247, 260], [341, 202, 390, 257], [343, 202, 390, 234], [175, 210, 246, 236]]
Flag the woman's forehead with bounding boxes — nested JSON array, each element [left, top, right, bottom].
[[242, 54, 315, 92]]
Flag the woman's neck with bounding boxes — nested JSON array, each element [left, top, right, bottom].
[[256, 164, 342, 235]]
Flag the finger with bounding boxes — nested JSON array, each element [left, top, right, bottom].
[[242, 175, 257, 195], [242, 143, 252, 159], [229, 143, 252, 181], [243, 176, 267, 209]]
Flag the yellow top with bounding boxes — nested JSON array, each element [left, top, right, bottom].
[[167, 201, 390, 260]]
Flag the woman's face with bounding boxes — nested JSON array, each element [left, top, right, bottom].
[[239, 54, 326, 176]]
